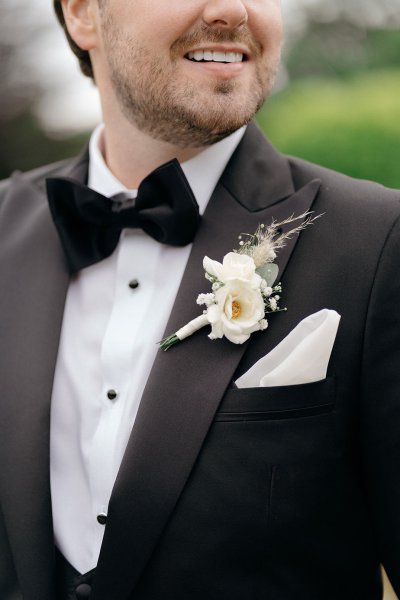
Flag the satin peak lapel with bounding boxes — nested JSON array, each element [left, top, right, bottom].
[[93, 124, 321, 600]]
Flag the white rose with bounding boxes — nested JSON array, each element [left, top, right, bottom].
[[206, 280, 265, 344], [203, 252, 261, 289]]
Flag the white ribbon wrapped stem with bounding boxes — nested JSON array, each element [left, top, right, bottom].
[[176, 314, 209, 341]]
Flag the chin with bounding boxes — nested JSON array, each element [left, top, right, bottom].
[[185, 97, 263, 142]]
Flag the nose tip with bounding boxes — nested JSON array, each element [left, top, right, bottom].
[[202, 0, 248, 29]]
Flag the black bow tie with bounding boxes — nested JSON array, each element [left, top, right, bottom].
[[46, 159, 200, 274]]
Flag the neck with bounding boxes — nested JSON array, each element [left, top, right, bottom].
[[100, 115, 207, 189]]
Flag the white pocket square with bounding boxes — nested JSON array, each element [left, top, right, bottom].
[[235, 309, 341, 388]]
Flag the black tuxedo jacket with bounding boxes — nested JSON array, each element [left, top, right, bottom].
[[1, 123, 400, 600]]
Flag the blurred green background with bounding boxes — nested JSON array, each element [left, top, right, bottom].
[[257, 26, 400, 188], [1, 2, 400, 190], [258, 69, 400, 188]]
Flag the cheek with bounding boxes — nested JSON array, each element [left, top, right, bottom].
[[110, 2, 170, 44], [117, 1, 200, 48], [249, 2, 283, 51]]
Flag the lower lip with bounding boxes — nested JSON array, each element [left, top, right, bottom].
[[183, 58, 247, 78]]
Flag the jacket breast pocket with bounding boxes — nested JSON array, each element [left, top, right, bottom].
[[215, 377, 336, 422]]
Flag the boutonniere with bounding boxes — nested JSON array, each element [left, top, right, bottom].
[[160, 213, 318, 350]]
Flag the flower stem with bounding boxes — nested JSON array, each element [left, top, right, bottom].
[[160, 334, 180, 351], [160, 314, 209, 351]]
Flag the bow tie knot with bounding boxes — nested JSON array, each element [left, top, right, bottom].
[[47, 158, 200, 273]]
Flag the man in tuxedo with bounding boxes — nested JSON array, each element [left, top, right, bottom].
[[1, 0, 400, 598]]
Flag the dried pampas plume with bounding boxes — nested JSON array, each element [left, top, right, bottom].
[[236, 212, 321, 268]]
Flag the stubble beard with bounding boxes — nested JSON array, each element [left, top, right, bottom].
[[103, 21, 281, 149]]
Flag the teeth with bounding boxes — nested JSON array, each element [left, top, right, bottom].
[[213, 51, 226, 62], [225, 52, 237, 63], [187, 51, 244, 63]]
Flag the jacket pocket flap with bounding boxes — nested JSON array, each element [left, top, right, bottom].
[[215, 376, 336, 421]]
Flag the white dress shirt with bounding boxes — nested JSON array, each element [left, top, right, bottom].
[[50, 124, 246, 574]]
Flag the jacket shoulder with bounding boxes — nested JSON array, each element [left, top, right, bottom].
[[288, 154, 400, 208], [0, 148, 89, 201], [0, 158, 75, 191], [285, 155, 400, 258]]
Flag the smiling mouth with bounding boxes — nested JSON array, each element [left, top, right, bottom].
[[185, 50, 246, 64]]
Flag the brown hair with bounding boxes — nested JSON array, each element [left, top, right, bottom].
[[53, 0, 94, 78]]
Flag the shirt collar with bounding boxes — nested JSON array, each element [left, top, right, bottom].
[[88, 124, 246, 215]]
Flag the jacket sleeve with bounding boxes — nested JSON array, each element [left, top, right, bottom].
[[361, 211, 400, 594], [0, 503, 22, 600]]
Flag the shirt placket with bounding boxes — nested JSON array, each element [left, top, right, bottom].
[[87, 231, 156, 557]]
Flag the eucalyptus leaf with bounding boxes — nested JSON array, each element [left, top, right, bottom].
[[256, 263, 279, 286]]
